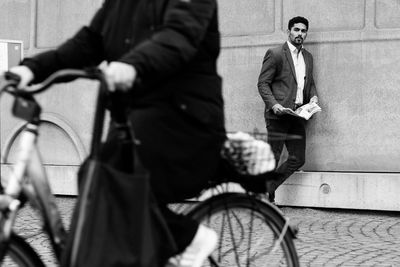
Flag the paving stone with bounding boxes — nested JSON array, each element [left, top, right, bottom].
[[9, 198, 400, 266]]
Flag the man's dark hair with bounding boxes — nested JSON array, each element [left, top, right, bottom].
[[288, 16, 309, 30]]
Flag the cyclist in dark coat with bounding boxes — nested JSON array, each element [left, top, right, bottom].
[[10, 0, 225, 266]]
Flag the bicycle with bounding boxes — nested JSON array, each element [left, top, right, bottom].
[[0, 69, 299, 267]]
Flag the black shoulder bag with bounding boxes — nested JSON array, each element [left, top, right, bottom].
[[61, 89, 177, 267]]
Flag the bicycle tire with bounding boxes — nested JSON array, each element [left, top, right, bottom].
[[0, 234, 45, 267], [187, 193, 299, 267]]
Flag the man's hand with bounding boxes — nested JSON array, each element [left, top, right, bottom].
[[100, 61, 137, 92], [272, 104, 287, 115], [7, 66, 34, 89], [310, 96, 318, 104]]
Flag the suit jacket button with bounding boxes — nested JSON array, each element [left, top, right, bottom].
[[180, 104, 187, 110], [124, 38, 131, 44]]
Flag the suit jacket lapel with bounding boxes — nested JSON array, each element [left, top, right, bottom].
[[283, 43, 297, 83], [303, 50, 310, 88]]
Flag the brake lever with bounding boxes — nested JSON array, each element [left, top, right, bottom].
[[0, 74, 18, 96]]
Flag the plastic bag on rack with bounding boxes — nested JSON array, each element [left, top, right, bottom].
[[221, 131, 275, 175]]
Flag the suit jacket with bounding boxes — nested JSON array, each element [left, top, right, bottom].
[[257, 42, 318, 120], [22, 0, 225, 133]]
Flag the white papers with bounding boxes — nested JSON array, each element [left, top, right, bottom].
[[283, 102, 322, 120]]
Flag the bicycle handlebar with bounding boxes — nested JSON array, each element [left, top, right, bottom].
[[1, 68, 106, 96], [0, 68, 110, 157]]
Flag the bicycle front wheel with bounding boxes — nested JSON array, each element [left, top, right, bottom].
[[0, 234, 45, 267], [188, 193, 299, 267]]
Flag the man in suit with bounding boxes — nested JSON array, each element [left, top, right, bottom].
[[257, 16, 318, 204], [9, 0, 224, 266]]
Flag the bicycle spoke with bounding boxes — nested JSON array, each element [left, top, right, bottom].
[[225, 205, 242, 267], [246, 207, 255, 267], [208, 255, 220, 267], [193, 194, 299, 267], [217, 211, 226, 262], [248, 222, 289, 266]]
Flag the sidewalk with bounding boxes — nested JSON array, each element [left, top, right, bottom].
[[284, 207, 400, 266], [12, 197, 400, 266]]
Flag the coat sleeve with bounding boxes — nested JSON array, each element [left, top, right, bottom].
[[118, 0, 217, 79], [21, 3, 107, 83], [257, 49, 279, 109]]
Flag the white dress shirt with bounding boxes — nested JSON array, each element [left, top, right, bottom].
[[287, 41, 306, 105]]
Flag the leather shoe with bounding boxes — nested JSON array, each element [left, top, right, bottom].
[[268, 191, 275, 203]]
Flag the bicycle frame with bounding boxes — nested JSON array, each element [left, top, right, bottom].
[[0, 68, 299, 267], [0, 69, 106, 263], [0, 111, 67, 259]]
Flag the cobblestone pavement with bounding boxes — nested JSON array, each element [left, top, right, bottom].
[[283, 208, 400, 266], [10, 197, 400, 266]]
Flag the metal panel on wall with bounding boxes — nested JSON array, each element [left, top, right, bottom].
[[0, 40, 23, 71]]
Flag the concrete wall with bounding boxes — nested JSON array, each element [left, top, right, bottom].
[[0, 0, 103, 195], [1, 0, 400, 210], [219, 0, 400, 210]]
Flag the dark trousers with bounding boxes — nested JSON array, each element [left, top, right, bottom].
[[266, 116, 306, 193], [128, 104, 225, 254]]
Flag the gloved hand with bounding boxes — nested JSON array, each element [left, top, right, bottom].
[[7, 66, 34, 89], [100, 61, 137, 92]]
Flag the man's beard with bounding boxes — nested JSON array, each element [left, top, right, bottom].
[[295, 37, 303, 44]]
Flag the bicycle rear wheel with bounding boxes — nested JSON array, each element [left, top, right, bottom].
[[188, 193, 299, 267], [0, 234, 45, 267]]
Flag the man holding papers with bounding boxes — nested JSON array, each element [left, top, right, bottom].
[[257, 16, 319, 204]]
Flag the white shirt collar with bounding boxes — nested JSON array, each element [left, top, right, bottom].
[[287, 41, 303, 54]]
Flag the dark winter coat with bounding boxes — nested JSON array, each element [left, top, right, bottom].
[[22, 0, 226, 201]]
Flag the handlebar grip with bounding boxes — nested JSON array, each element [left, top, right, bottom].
[[4, 71, 21, 84]]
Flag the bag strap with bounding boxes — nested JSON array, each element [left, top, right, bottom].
[[89, 76, 108, 159], [90, 86, 133, 160]]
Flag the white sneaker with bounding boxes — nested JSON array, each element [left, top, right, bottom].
[[166, 224, 218, 267]]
